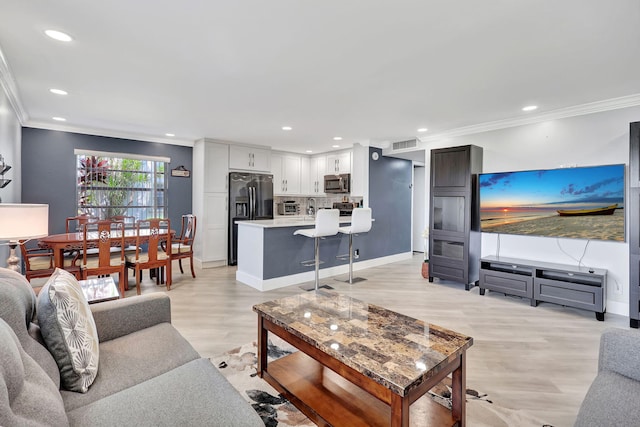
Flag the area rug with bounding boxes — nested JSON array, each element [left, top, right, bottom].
[[213, 339, 553, 427]]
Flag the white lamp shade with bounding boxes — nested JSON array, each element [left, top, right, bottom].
[[0, 204, 49, 240]]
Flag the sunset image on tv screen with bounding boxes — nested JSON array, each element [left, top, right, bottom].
[[479, 164, 625, 241]]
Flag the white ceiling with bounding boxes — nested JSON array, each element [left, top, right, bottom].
[[0, 1, 639, 154]]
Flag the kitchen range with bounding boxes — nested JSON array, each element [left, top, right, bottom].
[[332, 202, 355, 216]]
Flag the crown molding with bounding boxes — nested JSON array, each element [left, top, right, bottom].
[[0, 45, 28, 124], [420, 93, 640, 143], [24, 121, 195, 147]]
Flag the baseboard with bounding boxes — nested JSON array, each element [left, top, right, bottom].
[[194, 257, 227, 269], [236, 252, 413, 292], [606, 300, 628, 317]]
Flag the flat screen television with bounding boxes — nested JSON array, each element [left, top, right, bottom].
[[479, 164, 625, 242]]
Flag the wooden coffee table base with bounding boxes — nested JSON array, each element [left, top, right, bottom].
[[258, 316, 465, 427]]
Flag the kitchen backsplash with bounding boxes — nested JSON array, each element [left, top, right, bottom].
[[274, 195, 364, 215]]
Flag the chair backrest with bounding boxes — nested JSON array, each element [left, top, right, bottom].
[[82, 220, 125, 269], [314, 209, 340, 237], [134, 218, 171, 264], [66, 214, 96, 233], [350, 208, 372, 234], [178, 214, 196, 247], [108, 215, 136, 228]]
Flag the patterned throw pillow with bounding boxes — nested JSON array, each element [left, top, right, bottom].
[[37, 268, 100, 393]]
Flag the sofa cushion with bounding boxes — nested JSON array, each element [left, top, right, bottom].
[[61, 322, 200, 411], [66, 358, 263, 427], [0, 318, 69, 427], [575, 370, 640, 426], [37, 268, 100, 393]]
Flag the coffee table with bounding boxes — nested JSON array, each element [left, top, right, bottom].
[[79, 276, 120, 303], [253, 291, 473, 427]]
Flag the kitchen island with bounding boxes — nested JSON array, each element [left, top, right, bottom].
[[235, 216, 410, 291]]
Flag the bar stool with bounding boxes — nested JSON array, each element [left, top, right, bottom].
[[336, 207, 372, 284], [293, 209, 340, 291]]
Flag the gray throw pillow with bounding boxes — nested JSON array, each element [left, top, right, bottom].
[[37, 268, 99, 393]]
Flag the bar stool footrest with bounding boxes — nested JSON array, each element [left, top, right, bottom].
[[336, 253, 350, 260], [334, 276, 368, 284], [300, 259, 325, 267]]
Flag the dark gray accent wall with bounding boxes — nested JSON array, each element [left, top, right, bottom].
[[21, 128, 192, 234], [367, 146, 412, 256]]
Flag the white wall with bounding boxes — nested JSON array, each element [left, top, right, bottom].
[[422, 105, 640, 316], [0, 82, 22, 267], [0, 84, 20, 203]]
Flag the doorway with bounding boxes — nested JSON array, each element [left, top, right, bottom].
[[412, 165, 426, 254]]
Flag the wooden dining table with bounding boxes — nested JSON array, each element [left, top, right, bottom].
[[38, 229, 174, 269]]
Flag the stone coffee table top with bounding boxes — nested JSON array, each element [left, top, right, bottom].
[[253, 290, 473, 396]]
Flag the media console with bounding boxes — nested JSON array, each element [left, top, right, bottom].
[[479, 255, 607, 321]]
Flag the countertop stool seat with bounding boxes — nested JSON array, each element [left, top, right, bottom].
[[293, 209, 340, 291], [336, 207, 372, 284]]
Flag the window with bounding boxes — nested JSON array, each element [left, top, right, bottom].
[[75, 150, 168, 221]]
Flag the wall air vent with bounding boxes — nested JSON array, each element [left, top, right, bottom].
[[392, 139, 418, 151]]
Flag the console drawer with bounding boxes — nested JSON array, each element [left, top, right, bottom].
[[534, 278, 604, 312], [479, 270, 533, 298]]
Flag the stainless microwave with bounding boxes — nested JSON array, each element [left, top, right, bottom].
[[324, 173, 350, 193]]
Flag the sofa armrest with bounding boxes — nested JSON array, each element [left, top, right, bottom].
[[599, 328, 640, 381], [90, 293, 171, 342]]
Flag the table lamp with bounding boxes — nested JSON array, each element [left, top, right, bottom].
[[0, 203, 49, 272]]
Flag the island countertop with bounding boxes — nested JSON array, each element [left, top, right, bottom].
[[237, 216, 354, 229]]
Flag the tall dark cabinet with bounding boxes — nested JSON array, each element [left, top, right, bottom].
[[629, 122, 640, 327], [429, 145, 483, 290]]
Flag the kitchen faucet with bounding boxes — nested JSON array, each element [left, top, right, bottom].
[[307, 198, 316, 216]]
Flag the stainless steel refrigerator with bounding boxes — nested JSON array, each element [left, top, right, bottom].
[[228, 172, 274, 265]]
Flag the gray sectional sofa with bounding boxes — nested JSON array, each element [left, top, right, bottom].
[[575, 327, 640, 426], [0, 268, 263, 426]]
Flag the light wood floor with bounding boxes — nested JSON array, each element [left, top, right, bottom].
[[126, 254, 628, 427]]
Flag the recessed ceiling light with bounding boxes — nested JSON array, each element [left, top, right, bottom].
[[333, 136, 342, 141], [417, 128, 428, 133], [49, 88, 68, 95], [45, 30, 73, 42], [165, 133, 175, 137], [332, 145, 340, 148], [281, 126, 292, 131], [522, 105, 538, 112], [52, 117, 66, 121], [305, 150, 313, 153]]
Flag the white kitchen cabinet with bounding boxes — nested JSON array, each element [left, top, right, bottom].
[[193, 139, 229, 268], [202, 193, 227, 262], [229, 145, 271, 172], [326, 151, 351, 174], [308, 155, 326, 195], [272, 153, 302, 195]]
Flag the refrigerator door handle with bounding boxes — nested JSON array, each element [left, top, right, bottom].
[[249, 186, 255, 219]]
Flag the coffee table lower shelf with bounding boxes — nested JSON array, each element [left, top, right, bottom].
[[262, 351, 454, 427]]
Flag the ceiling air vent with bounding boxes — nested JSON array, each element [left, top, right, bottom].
[[392, 139, 418, 151]]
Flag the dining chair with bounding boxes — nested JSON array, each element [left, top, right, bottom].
[[80, 220, 127, 297], [162, 214, 196, 278], [19, 240, 81, 282], [125, 218, 172, 295], [66, 214, 97, 233]]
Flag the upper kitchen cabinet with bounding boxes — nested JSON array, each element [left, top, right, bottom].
[[308, 155, 326, 195], [229, 145, 271, 172], [272, 152, 302, 195], [326, 151, 351, 174]]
